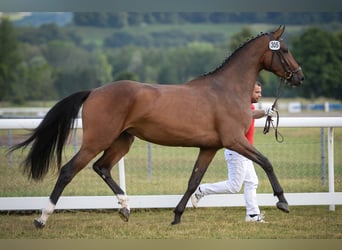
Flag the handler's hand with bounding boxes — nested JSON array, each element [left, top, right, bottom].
[[264, 107, 276, 117]]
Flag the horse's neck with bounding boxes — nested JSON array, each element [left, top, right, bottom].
[[187, 36, 267, 102], [207, 37, 267, 97], [221, 38, 266, 80]]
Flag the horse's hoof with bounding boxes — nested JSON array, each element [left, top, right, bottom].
[[118, 207, 130, 222], [171, 216, 181, 225], [171, 220, 180, 225], [34, 218, 45, 229], [276, 201, 290, 213]]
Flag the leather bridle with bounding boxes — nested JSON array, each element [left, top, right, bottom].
[[263, 33, 295, 142], [268, 33, 302, 83]]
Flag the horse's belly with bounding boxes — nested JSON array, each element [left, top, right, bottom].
[[126, 123, 221, 148]]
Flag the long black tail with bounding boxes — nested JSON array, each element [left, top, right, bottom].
[[10, 90, 91, 181]]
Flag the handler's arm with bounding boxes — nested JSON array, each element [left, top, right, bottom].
[[252, 107, 275, 119]]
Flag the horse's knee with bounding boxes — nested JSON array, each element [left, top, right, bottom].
[[93, 164, 100, 173], [259, 157, 274, 173], [93, 164, 109, 178], [93, 164, 101, 175]]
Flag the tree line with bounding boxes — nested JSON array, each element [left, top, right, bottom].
[[0, 15, 342, 104], [73, 12, 342, 27]]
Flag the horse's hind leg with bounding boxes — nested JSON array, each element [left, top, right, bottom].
[[34, 149, 97, 228], [172, 148, 217, 225], [93, 132, 134, 222]]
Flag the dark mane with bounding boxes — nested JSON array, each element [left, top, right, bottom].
[[203, 32, 268, 77]]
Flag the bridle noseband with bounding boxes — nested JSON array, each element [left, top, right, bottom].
[[274, 51, 302, 82]]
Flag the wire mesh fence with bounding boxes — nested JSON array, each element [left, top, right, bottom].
[[0, 127, 341, 198]]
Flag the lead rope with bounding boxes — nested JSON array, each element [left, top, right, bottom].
[[263, 78, 285, 143]]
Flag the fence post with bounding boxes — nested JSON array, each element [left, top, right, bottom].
[[118, 158, 126, 193], [327, 127, 335, 211], [73, 127, 78, 154], [320, 128, 326, 186], [7, 129, 13, 166], [147, 142, 152, 177]]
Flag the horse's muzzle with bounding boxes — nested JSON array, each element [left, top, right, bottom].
[[288, 67, 304, 86]]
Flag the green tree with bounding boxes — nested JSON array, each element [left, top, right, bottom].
[[26, 56, 56, 100], [17, 23, 81, 46], [42, 41, 113, 97], [292, 27, 342, 100], [0, 17, 22, 101], [89, 50, 113, 84], [107, 47, 138, 79], [229, 26, 253, 51], [114, 71, 138, 81], [157, 63, 179, 83]]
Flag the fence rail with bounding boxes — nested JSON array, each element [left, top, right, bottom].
[[0, 117, 341, 211]]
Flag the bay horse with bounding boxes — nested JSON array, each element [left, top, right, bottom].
[[11, 25, 304, 228]]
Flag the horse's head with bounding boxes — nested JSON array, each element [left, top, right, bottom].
[[263, 25, 304, 86]]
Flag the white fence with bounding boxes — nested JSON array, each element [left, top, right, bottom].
[[0, 117, 341, 211]]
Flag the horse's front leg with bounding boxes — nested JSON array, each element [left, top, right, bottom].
[[172, 148, 217, 225], [247, 148, 289, 212], [257, 155, 289, 213], [232, 140, 289, 213]]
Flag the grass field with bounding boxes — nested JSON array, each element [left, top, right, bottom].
[[0, 206, 341, 239]]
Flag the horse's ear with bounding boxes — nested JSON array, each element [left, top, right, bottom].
[[273, 25, 285, 40]]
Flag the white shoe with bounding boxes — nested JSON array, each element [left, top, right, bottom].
[[245, 212, 267, 223], [190, 187, 204, 208]]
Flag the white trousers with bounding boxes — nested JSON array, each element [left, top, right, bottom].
[[199, 149, 260, 215]]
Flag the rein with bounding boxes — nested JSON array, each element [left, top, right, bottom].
[[263, 32, 301, 143], [263, 78, 285, 143]]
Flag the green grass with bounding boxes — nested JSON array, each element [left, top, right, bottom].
[[0, 206, 341, 239]]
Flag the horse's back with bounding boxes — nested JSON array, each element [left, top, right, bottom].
[[81, 80, 224, 147], [83, 80, 250, 149]]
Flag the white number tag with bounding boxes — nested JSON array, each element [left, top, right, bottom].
[[269, 40, 280, 50]]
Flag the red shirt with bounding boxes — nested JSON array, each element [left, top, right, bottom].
[[245, 104, 255, 145]]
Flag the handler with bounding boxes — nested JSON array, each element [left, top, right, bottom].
[[191, 81, 275, 223]]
